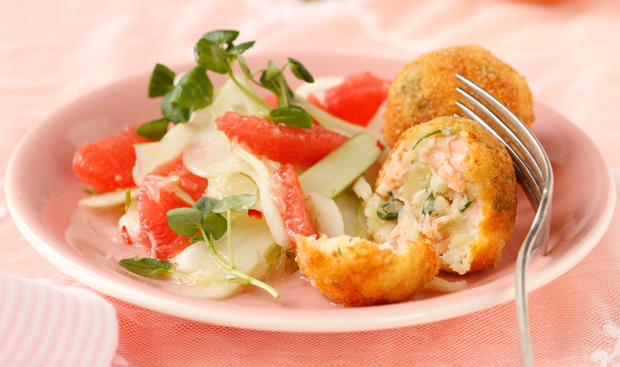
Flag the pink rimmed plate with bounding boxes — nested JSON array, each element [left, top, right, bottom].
[[5, 54, 615, 331]]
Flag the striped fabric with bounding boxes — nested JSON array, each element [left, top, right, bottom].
[[0, 272, 118, 367]]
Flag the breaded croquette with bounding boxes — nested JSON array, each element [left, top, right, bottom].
[[295, 235, 438, 306], [383, 45, 534, 145], [373, 116, 517, 274]]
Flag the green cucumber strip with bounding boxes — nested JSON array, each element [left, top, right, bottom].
[[299, 132, 382, 199]]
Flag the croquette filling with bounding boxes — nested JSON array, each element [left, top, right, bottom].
[[370, 131, 480, 274]]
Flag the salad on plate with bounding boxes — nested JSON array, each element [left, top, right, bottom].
[[72, 30, 532, 306]]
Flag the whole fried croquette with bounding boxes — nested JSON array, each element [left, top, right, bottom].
[[295, 235, 438, 306], [372, 116, 517, 274], [383, 45, 534, 145]]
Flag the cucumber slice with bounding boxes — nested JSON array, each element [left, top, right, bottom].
[[299, 132, 382, 199]]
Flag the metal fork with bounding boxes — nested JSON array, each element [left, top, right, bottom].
[[454, 73, 554, 367]]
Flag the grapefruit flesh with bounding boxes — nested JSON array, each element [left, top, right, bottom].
[[72, 124, 152, 193], [138, 156, 208, 260], [275, 164, 317, 251], [215, 111, 347, 167], [323, 72, 390, 126]]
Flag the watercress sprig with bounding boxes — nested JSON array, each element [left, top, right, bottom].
[[137, 29, 351, 139], [241, 57, 315, 128], [194, 31, 314, 128], [118, 194, 278, 297], [118, 257, 248, 284], [169, 194, 279, 298]]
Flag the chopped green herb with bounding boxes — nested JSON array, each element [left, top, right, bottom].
[[337, 247, 343, 255], [285, 248, 296, 259], [377, 193, 403, 220], [148, 63, 176, 97], [136, 118, 169, 140], [422, 192, 435, 215], [459, 199, 473, 213], [412, 130, 442, 151], [81, 187, 98, 196]]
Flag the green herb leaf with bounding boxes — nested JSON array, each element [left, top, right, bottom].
[[167, 207, 203, 236], [267, 106, 313, 128], [194, 197, 219, 216], [422, 192, 435, 215], [201, 212, 227, 241], [459, 199, 473, 213], [136, 118, 169, 140], [212, 194, 257, 213], [148, 63, 176, 97], [202, 30, 239, 45], [227, 41, 255, 56], [287, 57, 314, 83], [167, 66, 213, 109], [258, 60, 281, 93], [189, 235, 203, 244], [377, 193, 403, 220], [161, 90, 192, 123], [119, 257, 173, 278], [412, 130, 442, 151], [194, 39, 231, 74]]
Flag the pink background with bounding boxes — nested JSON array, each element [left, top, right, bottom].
[[1, 0, 619, 366]]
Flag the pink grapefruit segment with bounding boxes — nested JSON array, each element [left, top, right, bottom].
[[72, 124, 152, 192], [323, 72, 390, 126], [275, 164, 317, 251], [138, 156, 208, 260], [215, 112, 347, 167]]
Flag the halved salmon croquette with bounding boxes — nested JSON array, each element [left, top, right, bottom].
[[372, 116, 517, 274]]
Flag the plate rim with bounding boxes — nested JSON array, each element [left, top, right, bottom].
[[5, 55, 617, 332]]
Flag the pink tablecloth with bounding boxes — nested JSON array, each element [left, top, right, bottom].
[[1, 0, 619, 366]]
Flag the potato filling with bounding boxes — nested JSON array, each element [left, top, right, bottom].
[[368, 131, 481, 274]]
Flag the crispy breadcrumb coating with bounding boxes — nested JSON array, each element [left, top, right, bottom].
[[383, 45, 534, 145]]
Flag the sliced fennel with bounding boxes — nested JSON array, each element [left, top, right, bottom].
[[133, 74, 265, 186], [306, 192, 344, 237], [299, 132, 382, 199], [333, 188, 364, 238], [232, 147, 289, 248], [208, 73, 267, 121], [173, 212, 278, 299], [79, 188, 139, 208], [292, 92, 366, 137], [182, 126, 253, 180], [132, 123, 200, 185], [119, 199, 140, 242]]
